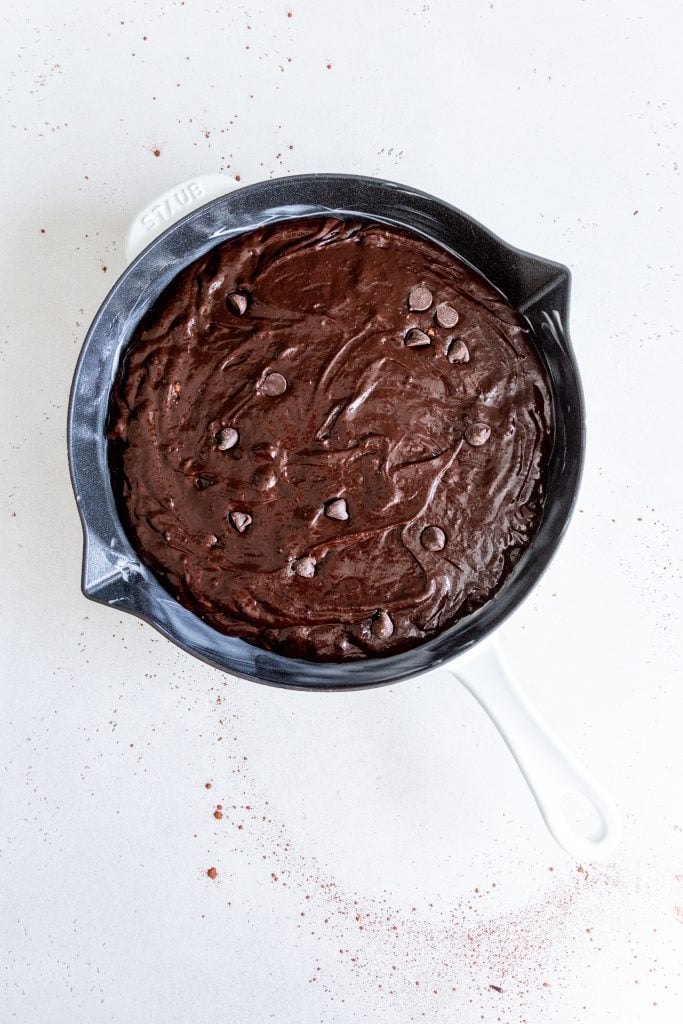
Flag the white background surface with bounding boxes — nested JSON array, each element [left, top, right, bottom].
[[1, 1, 682, 1021]]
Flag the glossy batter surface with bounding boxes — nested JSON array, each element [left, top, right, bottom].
[[108, 217, 553, 660]]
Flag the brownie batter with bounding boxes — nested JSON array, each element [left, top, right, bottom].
[[108, 217, 553, 660]]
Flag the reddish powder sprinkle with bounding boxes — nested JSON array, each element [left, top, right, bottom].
[[205, 782, 212, 789], [235, 174, 241, 181], [101, 266, 107, 272], [153, 148, 161, 157], [490, 984, 503, 993], [207, 867, 217, 879], [287, 10, 293, 16], [213, 810, 223, 819], [326, 63, 332, 69]]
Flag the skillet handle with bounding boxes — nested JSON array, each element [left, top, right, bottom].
[[125, 174, 241, 263], [451, 641, 621, 862]]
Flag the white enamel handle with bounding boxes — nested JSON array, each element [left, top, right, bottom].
[[452, 642, 621, 861], [125, 173, 241, 263]]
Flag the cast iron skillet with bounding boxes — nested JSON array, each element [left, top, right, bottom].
[[68, 173, 619, 860]]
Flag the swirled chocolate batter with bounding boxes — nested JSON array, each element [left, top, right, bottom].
[[108, 217, 553, 660]]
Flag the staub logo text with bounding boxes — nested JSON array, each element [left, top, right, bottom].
[[140, 181, 205, 231]]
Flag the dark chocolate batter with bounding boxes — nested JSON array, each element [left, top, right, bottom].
[[108, 217, 553, 660]]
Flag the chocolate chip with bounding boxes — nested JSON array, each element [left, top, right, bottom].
[[435, 302, 459, 328], [292, 555, 316, 578], [251, 441, 279, 461], [229, 511, 252, 533], [253, 466, 278, 491], [371, 610, 394, 640], [465, 422, 492, 446], [404, 328, 431, 348], [324, 498, 349, 521], [227, 292, 248, 315], [421, 525, 446, 551], [258, 371, 288, 396], [215, 427, 239, 450], [408, 285, 432, 311], [447, 338, 470, 363]]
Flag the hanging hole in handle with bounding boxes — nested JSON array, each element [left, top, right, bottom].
[[559, 789, 606, 843]]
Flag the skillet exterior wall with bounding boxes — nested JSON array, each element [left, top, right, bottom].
[[70, 174, 581, 688]]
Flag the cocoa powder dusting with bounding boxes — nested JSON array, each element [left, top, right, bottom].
[[198, 685, 672, 1018]]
